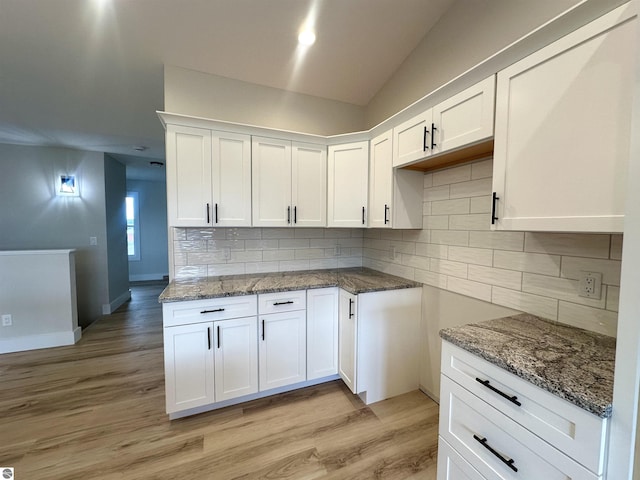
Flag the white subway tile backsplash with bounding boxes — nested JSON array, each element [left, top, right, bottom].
[[187, 251, 227, 264], [492, 287, 558, 320], [337, 256, 363, 268], [245, 239, 280, 250], [310, 238, 339, 248], [433, 164, 471, 186], [423, 215, 449, 230], [423, 201, 432, 215], [449, 178, 492, 199], [186, 228, 226, 241], [560, 257, 621, 286], [606, 286, 620, 312], [431, 230, 469, 247], [470, 195, 492, 214], [448, 246, 493, 266], [279, 260, 310, 271], [279, 238, 310, 249], [309, 258, 339, 270], [294, 228, 324, 238], [558, 302, 617, 337], [524, 233, 610, 258], [325, 229, 357, 239], [423, 173, 433, 188], [262, 228, 295, 239], [174, 253, 188, 266], [493, 250, 561, 276], [416, 242, 448, 259], [471, 159, 493, 179], [228, 250, 263, 263], [449, 214, 490, 231], [226, 228, 262, 240], [208, 264, 246, 276], [415, 268, 447, 289], [263, 249, 295, 261], [469, 231, 524, 251], [424, 185, 450, 202], [403, 230, 430, 244], [522, 273, 606, 309], [401, 254, 430, 271], [430, 259, 468, 278], [208, 239, 245, 250], [175, 265, 208, 279], [610, 235, 623, 260], [246, 262, 280, 274], [174, 240, 207, 252], [431, 198, 470, 215], [294, 248, 326, 260], [447, 277, 492, 302], [468, 265, 522, 290], [380, 230, 405, 241]]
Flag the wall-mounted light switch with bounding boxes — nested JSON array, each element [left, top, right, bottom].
[[89, 237, 98, 246], [2, 314, 12, 326]]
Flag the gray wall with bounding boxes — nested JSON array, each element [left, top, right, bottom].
[[104, 155, 130, 304], [0, 143, 109, 327], [126, 179, 169, 281], [365, 0, 582, 127]]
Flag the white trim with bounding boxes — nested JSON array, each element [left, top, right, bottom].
[[102, 290, 131, 315], [0, 327, 81, 354], [129, 273, 168, 282]]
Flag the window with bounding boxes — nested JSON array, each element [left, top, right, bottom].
[[126, 192, 140, 261]]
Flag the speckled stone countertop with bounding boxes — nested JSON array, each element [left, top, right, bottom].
[[440, 313, 615, 418], [159, 267, 421, 303]]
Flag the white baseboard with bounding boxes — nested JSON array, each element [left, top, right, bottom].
[[0, 327, 82, 354], [129, 273, 168, 282], [102, 290, 132, 315]]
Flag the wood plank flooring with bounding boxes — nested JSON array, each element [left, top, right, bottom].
[[0, 283, 439, 479]]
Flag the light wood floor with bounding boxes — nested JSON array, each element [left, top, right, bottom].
[[0, 283, 440, 479]]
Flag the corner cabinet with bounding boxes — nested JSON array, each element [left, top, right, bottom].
[[166, 125, 252, 227], [369, 129, 423, 229], [327, 141, 369, 227], [392, 75, 495, 168], [491, 3, 636, 233], [252, 137, 327, 227]]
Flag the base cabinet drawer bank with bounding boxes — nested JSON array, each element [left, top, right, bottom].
[[162, 281, 421, 419], [437, 341, 609, 480]]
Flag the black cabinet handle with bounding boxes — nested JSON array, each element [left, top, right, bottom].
[[217, 325, 220, 349], [201, 308, 225, 314], [215, 203, 219, 224], [475, 377, 521, 406], [273, 301, 294, 306], [384, 204, 389, 225], [294, 206, 297, 224], [423, 126, 429, 151], [261, 319, 265, 341], [348, 298, 354, 319], [207, 327, 211, 350], [491, 192, 500, 225], [287, 206, 291, 224], [362, 206, 365, 225], [431, 123, 437, 150], [206, 203, 211, 224], [473, 435, 518, 472]]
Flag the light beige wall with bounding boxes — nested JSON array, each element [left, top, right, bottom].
[[164, 66, 366, 136], [365, 0, 581, 127]]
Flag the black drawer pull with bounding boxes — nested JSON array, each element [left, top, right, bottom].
[[262, 319, 265, 341], [348, 298, 354, 319], [476, 378, 521, 407], [473, 435, 517, 472], [273, 301, 294, 306], [201, 308, 225, 314], [217, 325, 220, 349], [207, 327, 211, 350], [423, 126, 429, 151], [491, 192, 499, 225]]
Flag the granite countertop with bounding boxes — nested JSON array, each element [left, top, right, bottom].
[[159, 267, 421, 303], [440, 313, 616, 418]]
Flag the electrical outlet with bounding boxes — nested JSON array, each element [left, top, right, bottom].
[[89, 236, 97, 246], [2, 314, 12, 327], [579, 271, 602, 299]]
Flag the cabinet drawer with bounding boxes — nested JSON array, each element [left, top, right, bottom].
[[162, 295, 257, 327], [258, 290, 306, 314], [438, 436, 486, 480], [439, 376, 598, 480], [441, 342, 607, 474]]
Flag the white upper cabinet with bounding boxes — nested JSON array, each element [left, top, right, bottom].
[[327, 141, 369, 228], [492, 4, 635, 233], [252, 137, 292, 227], [166, 125, 251, 227], [392, 76, 496, 168], [292, 143, 327, 227], [369, 130, 424, 229], [252, 137, 327, 227], [166, 125, 213, 227]]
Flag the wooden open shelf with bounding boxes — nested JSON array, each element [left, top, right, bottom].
[[401, 139, 494, 173]]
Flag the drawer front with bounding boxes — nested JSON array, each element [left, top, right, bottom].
[[439, 375, 598, 480], [258, 290, 306, 314], [441, 342, 606, 474], [163, 295, 258, 327], [438, 437, 486, 480]]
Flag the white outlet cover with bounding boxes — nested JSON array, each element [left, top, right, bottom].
[[2, 314, 12, 326], [579, 271, 602, 299]]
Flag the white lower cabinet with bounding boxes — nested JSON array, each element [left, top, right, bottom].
[[163, 322, 215, 414], [307, 288, 339, 381], [213, 316, 258, 402], [438, 341, 608, 480], [338, 289, 358, 393]]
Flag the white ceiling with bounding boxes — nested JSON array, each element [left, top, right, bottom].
[[0, 0, 456, 180]]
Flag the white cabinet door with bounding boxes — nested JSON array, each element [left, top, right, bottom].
[[212, 132, 252, 227], [338, 289, 358, 393], [492, 4, 635, 233], [259, 310, 306, 390], [432, 75, 495, 155], [163, 322, 214, 413], [307, 287, 339, 381], [327, 141, 369, 228], [166, 125, 213, 227], [292, 143, 327, 227], [213, 317, 258, 402], [438, 438, 487, 480], [252, 137, 292, 227], [369, 130, 393, 228], [393, 109, 432, 167]]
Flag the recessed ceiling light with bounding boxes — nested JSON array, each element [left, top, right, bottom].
[[298, 30, 316, 46]]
